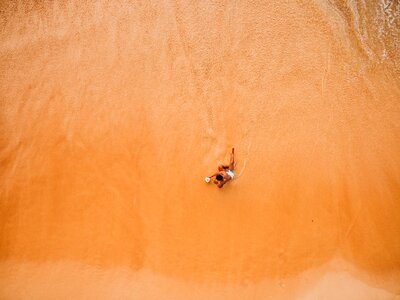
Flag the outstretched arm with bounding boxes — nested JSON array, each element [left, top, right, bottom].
[[208, 172, 219, 178], [229, 147, 235, 170]]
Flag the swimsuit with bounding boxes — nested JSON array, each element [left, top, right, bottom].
[[226, 170, 234, 179]]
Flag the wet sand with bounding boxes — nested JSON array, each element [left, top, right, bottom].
[[1, 0, 400, 299]]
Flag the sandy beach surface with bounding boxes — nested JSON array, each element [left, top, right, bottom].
[[1, 1, 399, 299]]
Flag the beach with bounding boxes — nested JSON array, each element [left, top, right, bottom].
[[0, 1, 399, 299]]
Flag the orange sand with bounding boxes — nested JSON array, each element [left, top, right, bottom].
[[0, 0, 399, 299]]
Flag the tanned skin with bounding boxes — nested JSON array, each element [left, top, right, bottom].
[[208, 148, 235, 188]]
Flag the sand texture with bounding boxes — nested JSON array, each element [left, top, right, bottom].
[[0, 0, 400, 299]]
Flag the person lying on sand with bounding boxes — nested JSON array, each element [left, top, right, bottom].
[[206, 148, 235, 188]]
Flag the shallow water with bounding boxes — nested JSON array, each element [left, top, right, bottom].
[[0, 0, 399, 299]]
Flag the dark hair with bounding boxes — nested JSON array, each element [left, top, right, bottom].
[[216, 174, 223, 181]]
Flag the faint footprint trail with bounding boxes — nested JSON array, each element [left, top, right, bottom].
[[169, 0, 216, 137]]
